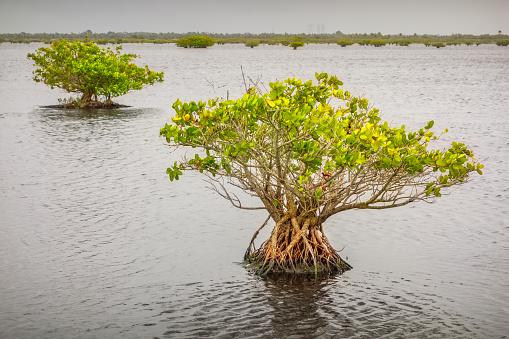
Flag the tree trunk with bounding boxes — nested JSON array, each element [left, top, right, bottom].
[[80, 91, 93, 104], [245, 212, 352, 277]]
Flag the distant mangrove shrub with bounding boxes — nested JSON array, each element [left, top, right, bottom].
[[392, 39, 412, 46], [290, 40, 305, 50], [176, 36, 215, 48], [337, 39, 353, 47], [432, 42, 446, 48], [358, 39, 386, 47], [496, 40, 509, 46], [370, 39, 386, 47], [245, 40, 260, 48]]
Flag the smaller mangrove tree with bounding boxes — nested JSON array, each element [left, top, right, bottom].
[[27, 39, 164, 108]]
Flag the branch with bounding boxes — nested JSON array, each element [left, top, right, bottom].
[[205, 177, 266, 210], [240, 65, 248, 93], [360, 198, 417, 209]]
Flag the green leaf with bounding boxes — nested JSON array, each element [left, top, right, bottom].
[[315, 188, 323, 199], [166, 168, 175, 181]]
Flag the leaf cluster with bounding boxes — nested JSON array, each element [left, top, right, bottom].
[[160, 73, 482, 222]]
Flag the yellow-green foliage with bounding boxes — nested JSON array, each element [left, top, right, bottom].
[[176, 36, 215, 48], [161, 73, 482, 219], [337, 39, 353, 47], [290, 41, 305, 49], [245, 40, 260, 48]]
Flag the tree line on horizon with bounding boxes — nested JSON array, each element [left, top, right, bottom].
[[1, 30, 508, 46]]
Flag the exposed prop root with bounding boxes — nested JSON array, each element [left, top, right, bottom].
[[244, 215, 271, 260], [245, 218, 352, 278]]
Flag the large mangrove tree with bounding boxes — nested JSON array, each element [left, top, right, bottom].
[[160, 73, 483, 277]]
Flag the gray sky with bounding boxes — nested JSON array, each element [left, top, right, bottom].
[[1, 0, 508, 35]]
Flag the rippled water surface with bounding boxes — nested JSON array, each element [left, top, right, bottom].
[[1, 43, 508, 338]]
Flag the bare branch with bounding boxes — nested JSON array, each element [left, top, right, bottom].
[[205, 177, 266, 210]]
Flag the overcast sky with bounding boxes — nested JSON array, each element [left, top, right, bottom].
[[1, 0, 508, 35]]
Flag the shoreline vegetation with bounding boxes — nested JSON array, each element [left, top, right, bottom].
[[2, 30, 508, 47]]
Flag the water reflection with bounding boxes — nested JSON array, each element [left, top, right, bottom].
[[34, 107, 147, 122], [153, 273, 475, 339], [263, 279, 337, 338]]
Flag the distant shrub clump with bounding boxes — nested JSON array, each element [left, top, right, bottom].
[[392, 39, 412, 46], [431, 42, 446, 48], [245, 40, 260, 48], [289, 41, 304, 49], [176, 36, 215, 48], [337, 39, 353, 47], [358, 39, 386, 47]]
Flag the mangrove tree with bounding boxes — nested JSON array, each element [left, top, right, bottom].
[[27, 39, 164, 108], [160, 73, 483, 277]]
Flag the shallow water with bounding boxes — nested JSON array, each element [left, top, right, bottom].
[[1, 42, 508, 338]]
